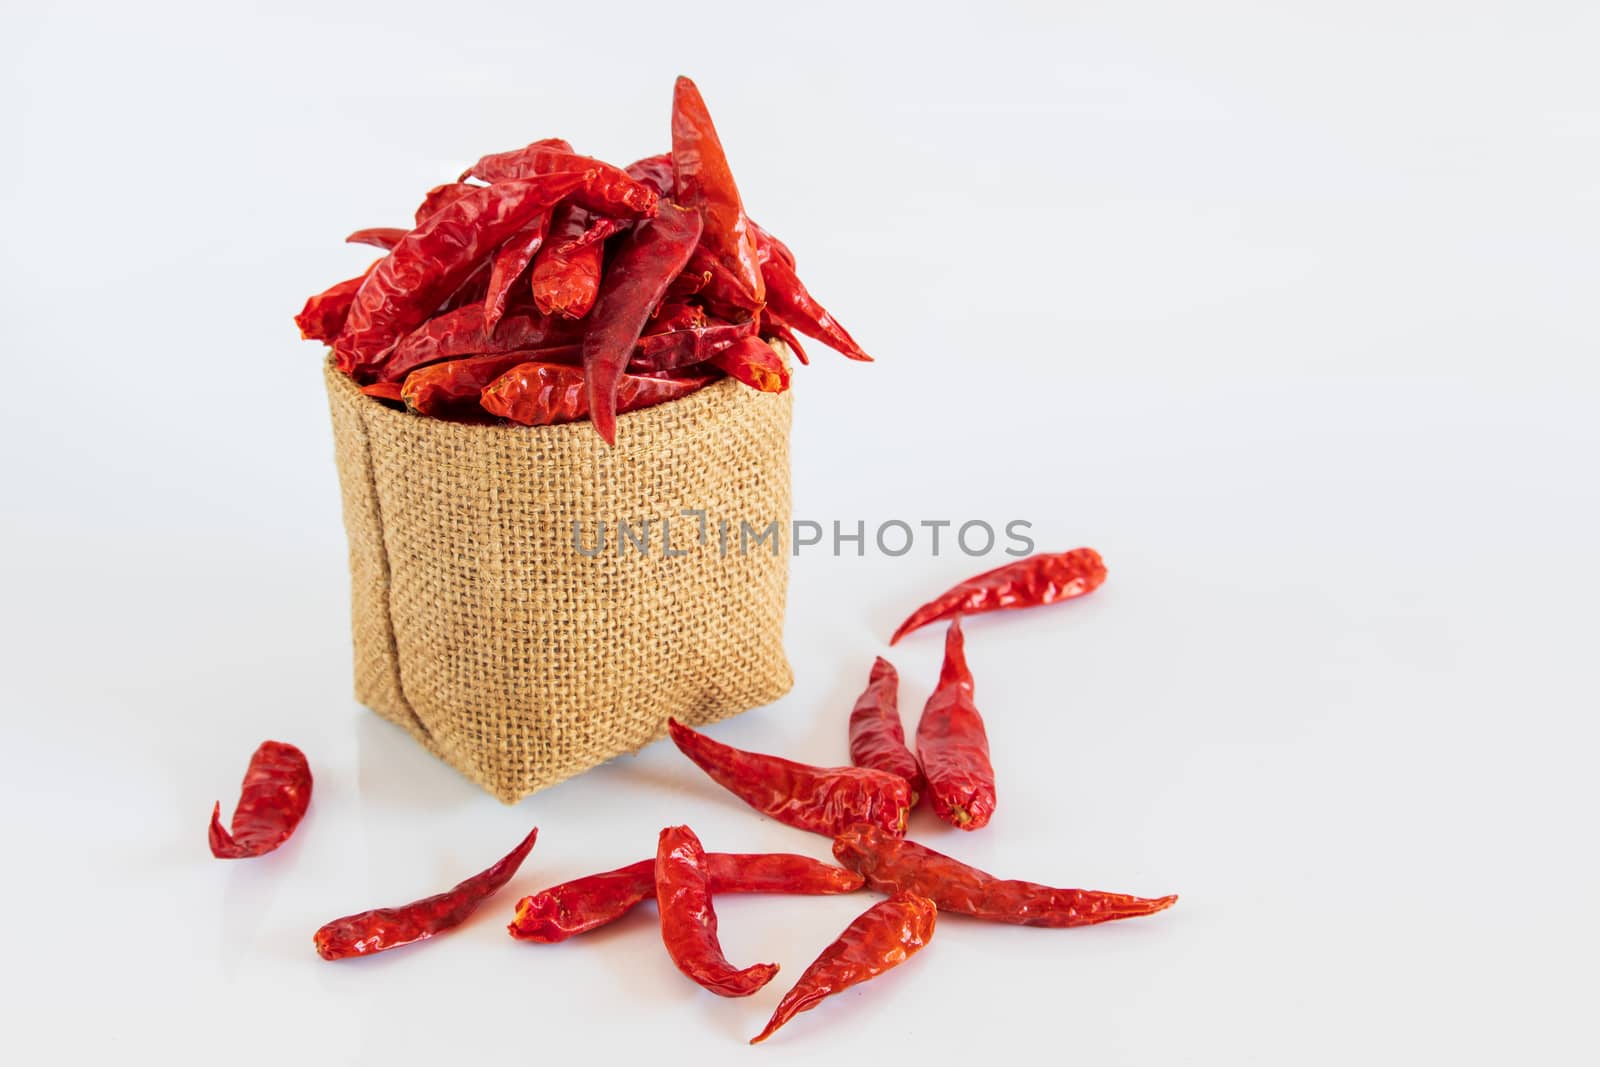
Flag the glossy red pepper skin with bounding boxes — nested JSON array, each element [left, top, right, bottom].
[[667, 719, 911, 839], [345, 227, 408, 251], [413, 181, 478, 226], [483, 211, 549, 332], [848, 657, 922, 804], [481, 361, 713, 426], [461, 141, 657, 219], [508, 853, 863, 943], [359, 381, 405, 403], [208, 741, 313, 859], [750, 892, 936, 1044], [294, 262, 379, 343], [313, 827, 538, 960], [581, 201, 703, 444], [529, 203, 604, 319], [833, 824, 1178, 927], [624, 152, 675, 199], [890, 548, 1108, 645], [334, 174, 591, 379], [758, 243, 871, 362], [916, 619, 995, 830], [671, 77, 764, 305], [710, 336, 789, 393], [401, 351, 566, 415], [379, 306, 577, 383], [655, 825, 779, 997], [758, 309, 809, 365]]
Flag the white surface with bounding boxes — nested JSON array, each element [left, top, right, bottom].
[[4, 2, 1598, 1063]]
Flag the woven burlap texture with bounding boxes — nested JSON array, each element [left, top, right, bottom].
[[325, 360, 794, 803]]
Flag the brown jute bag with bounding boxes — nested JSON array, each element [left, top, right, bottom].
[[324, 360, 794, 802]]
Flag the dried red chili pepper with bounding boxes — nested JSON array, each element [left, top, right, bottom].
[[379, 306, 576, 383], [334, 174, 590, 378], [294, 261, 380, 343], [581, 201, 703, 444], [481, 361, 713, 426], [400, 351, 564, 415], [631, 318, 756, 372], [314, 827, 538, 960], [655, 825, 779, 997], [623, 151, 675, 199], [848, 657, 922, 803], [890, 548, 1108, 645], [759, 244, 871, 362], [645, 301, 708, 333], [508, 853, 863, 943], [833, 824, 1178, 927], [750, 892, 936, 1044], [528, 202, 604, 319], [916, 618, 995, 830], [750, 218, 797, 270], [360, 381, 405, 403], [413, 181, 478, 226], [461, 142, 657, 218], [667, 718, 911, 838], [208, 740, 312, 859], [710, 336, 789, 393], [759, 309, 809, 366], [483, 211, 549, 332], [672, 76, 764, 304], [345, 227, 409, 251], [684, 243, 764, 318]]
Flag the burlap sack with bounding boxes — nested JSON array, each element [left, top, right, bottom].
[[324, 359, 794, 802]]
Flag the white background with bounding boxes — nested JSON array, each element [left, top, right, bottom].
[[4, 2, 1597, 1063]]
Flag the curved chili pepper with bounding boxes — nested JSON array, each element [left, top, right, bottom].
[[684, 243, 764, 318], [295, 265, 376, 344], [833, 824, 1178, 927], [483, 211, 549, 332], [334, 173, 591, 378], [710, 335, 789, 393], [461, 142, 656, 219], [890, 548, 1108, 645], [508, 853, 863, 943], [359, 381, 405, 403], [379, 306, 577, 383], [750, 892, 936, 1044], [624, 151, 675, 198], [667, 719, 911, 838], [848, 657, 922, 804], [581, 201, 703, 444], [671, 77, 763, 304], [759, 309, 809, 366], [749, 218, 797, 270], [413, 181, 478, 226], [481, 361, 713, 426], [529, 203, 604, 319], [208, 740, 312, 859], [314, 827, 538, 960], [655, 825, 779, 997], [345, 227, 409, 251], [759, 246, 871, 362], [400, 351, 566, 415], [916, 618, 995, 830]]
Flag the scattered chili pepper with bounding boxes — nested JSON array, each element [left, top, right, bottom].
[[413, 181, 478, 227], [833, 824, 1178, 927], [481, 361, 713, 426], [668, 718, 911, 838], [916, 618, 995, 830], [759, 244, 871, 361], [208, 740, 313, 859], [345, 227, 409, 251], [333, 173, 591, 378], [294, 261, 380, 343], [672, 76, 764, 304], [508, 853, 862, 943], [655, 825, 779, 997], [581, 201, 703, 444], [529, 202, 604, 319], [848, 657, 922, 803], [483, 211, 549, 332], [710, 335, 789, 393], [750, 892, 936, 1045], [314, 827, 538, 960], [890, 548, 1108, 645]]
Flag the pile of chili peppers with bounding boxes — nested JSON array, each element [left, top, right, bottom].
[[209, 547, 1171, 1044], [295, 77, 869, 442]]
